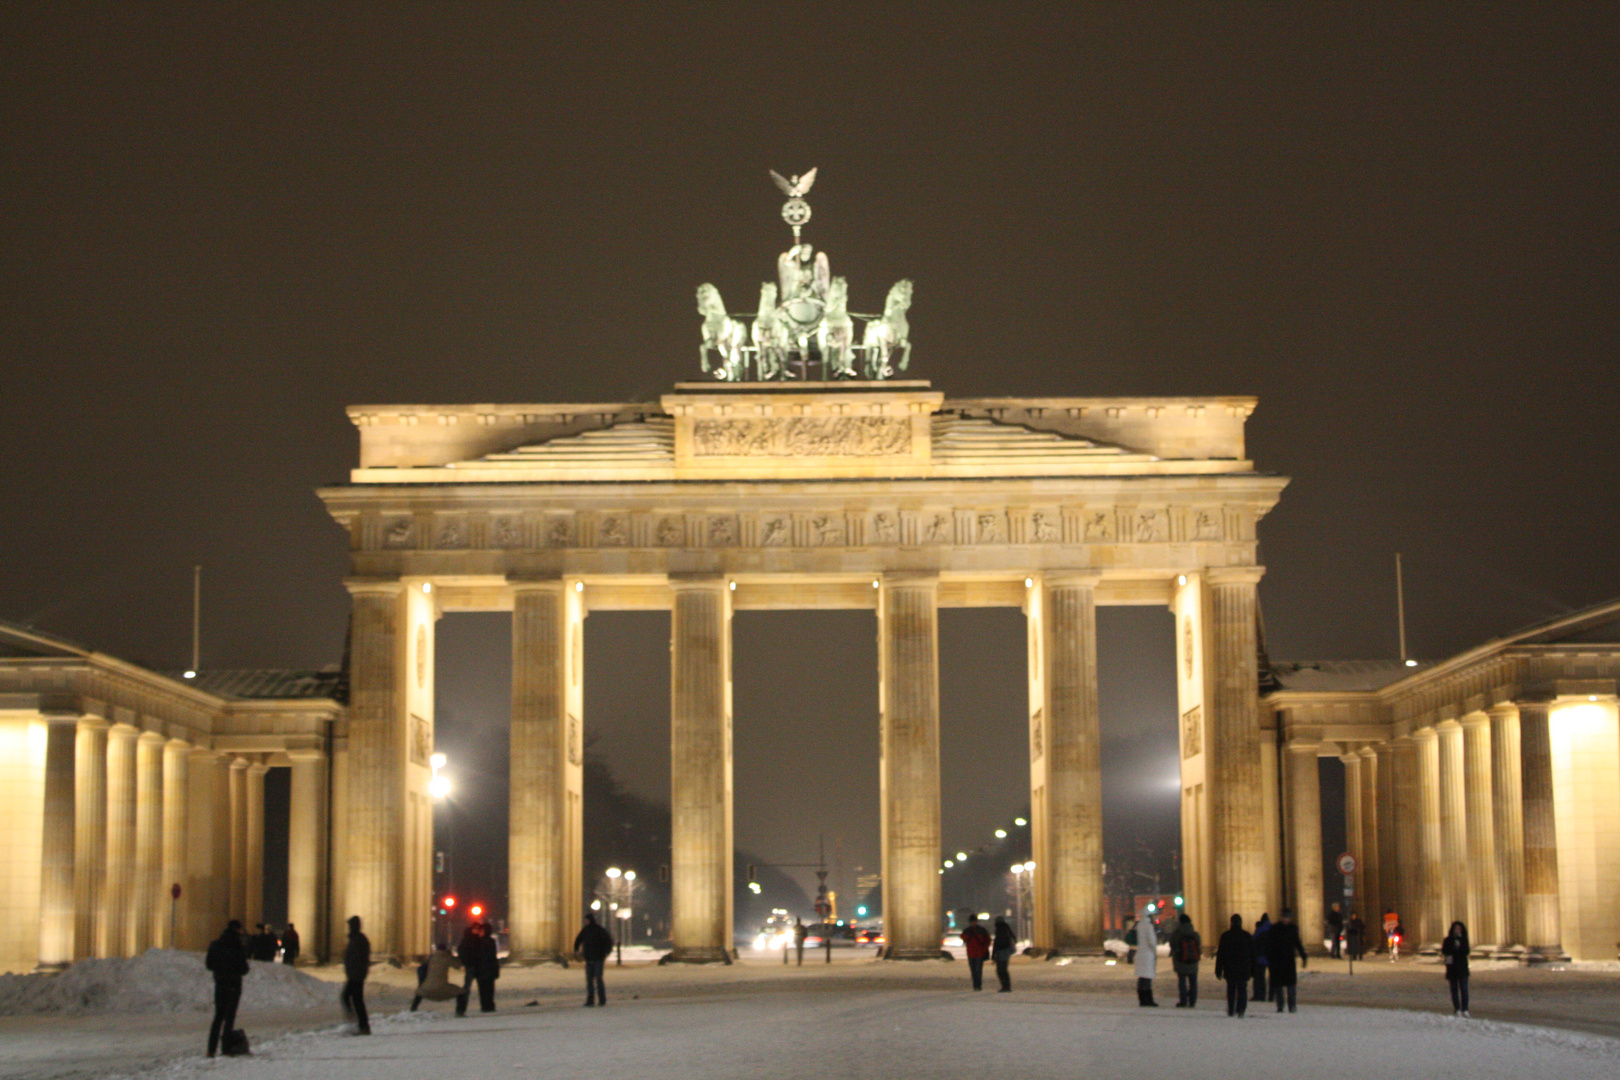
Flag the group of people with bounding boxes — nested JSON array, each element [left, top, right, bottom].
[[1128, 908, 1310, 1016], [408, 919, 504, 1015], [244, 922, 301, 964], [960, 914, 1019, 992], [1325, 903, 1369, 961]]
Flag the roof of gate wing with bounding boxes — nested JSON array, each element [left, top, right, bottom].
[[930, 413, 1154, 466]]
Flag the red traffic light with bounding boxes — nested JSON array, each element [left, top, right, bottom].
[[443, 896, 456, 909], [470, 904, 483, 918]]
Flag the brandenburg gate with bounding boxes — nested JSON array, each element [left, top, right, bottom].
[[319, 381, 1287, 961]]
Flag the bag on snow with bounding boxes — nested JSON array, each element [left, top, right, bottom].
[[222, 1029, 252, 1057]]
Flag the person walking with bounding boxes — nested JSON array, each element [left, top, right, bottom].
[[411, 944, 469, 1015], [204, 919, 250, 1058], [1130, 906, 1159, 1006], [1442, 920, 1471, 1017], [991, 916, 1016, 993], [793, 918, 807, 967], [1265, 909, 1308, 1013], [1251, 913, 1272, 1004], [1346, 913, 1365, 962], [474, 922, 501, 1011], [1213, 914, 1254, 1018], [574, 912, 614, 1007], [340, 915, 371, 1035], [281, 922, 300, 966], [961, 914, 991, 991], [1166, 913, 1201, 1008], [1326, 902, 1343, 959]]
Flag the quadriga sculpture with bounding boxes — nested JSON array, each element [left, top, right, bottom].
[[817, 277, 856, 378], [697, 283, 749, 381], [860, 279, 914, 379], [752, 282, 784, 379]]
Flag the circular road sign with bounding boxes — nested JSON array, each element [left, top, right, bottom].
[[1337, 853, 1357, 876]]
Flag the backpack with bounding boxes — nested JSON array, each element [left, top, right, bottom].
[[1178, 934, 1201, 965], [1124, 925, 1138, 947], [222, 1029, 252, 1057]]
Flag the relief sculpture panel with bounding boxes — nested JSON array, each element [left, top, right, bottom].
[[691, 416, 912, 457]]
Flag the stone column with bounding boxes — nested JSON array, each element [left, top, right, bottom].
[[186, 749, 231, 945], [1031, 574, 1103, 953], [132, 732, 165, 953], [1518, 700, 1563, 958], [1415, 727, 1443, 946], [105, 724, 138, 957], [38, 719, 78, 968], [879, 574, 942, 960], [1205, 568, 1268, 922], [160, 740, 190, 948], [668, 575, 733, 963], [509, 579, 583, 963], [1437, 722, 1468, 938], [1375, 742, 1398, 943], [1342, 752, 1362, 925], [1460, 714, 1499, 944], [1390, 736, 1420, 939], [228, 758, 248, 921], [345, 579, 408, 959], [73, 719, 109, 959], [1284, 736, 1324, 951], [287, 750, 327, 962], [1488, 704, 1525, 948], [1358, 748, 1381, 930], [245, 762, 268, 930]]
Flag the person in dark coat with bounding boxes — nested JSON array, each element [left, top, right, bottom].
[[1165, 913, 1202, 1008], [1265, 908, 1308, 1013], [961, 914, 991, 991], [475, 922, 501, 1011], [249, 924, 279, 962], [1251, 914, 1272, 1003], [1213, 914, 1254, 1018], [991, 916, 1017, 993], [1441, 920, 1471, 1017], [281, 923, 300, 966], [340, 915, 371, 1035], [574, 912, 614, 1007], [794, 917, 807, 966], [205, 919, 250, 1057], [1345, 913, 1365, 962]]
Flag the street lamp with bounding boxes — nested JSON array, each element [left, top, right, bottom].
[[598, 868, 638, 965]]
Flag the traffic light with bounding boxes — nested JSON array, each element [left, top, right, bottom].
[[470, 904, 483, 918], [444, 896, 456, 910], [1174, 895, 1185, 908]]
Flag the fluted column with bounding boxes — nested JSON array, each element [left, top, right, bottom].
[[1390, 736, 1420, 936], [185, 749, 231, 944], [1415, 727, 1443, 946], [287, 750, 327, 962], [38, 719, 78, 968], [1460, 714, 1498, 944], [1284, 737, 1324, 951], [228, 758, 248, 920], [132, 732, 165, 953], [879, 574, 942, 959], [1375, 743, 1398, 943], [509, 579, 582, 962], [345, 579, 408, 959], [668, 575, 733, 962], [160, 741, 189, 948], [105, 724, 138, 956], [1030, 574, 1103, 953], [1488, 704, 1525, 948], [1205, 568, 1267, 922], [1342, 752, 1362, 924], [1518, 700, 1563, 959], [1437, 721, 1468, 939], [245, 762, 267, 930], [1358, 748, 1381, 929], [73, 719, 109, 959]]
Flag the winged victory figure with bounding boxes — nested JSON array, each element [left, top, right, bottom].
[[769, 167, 818, 198]]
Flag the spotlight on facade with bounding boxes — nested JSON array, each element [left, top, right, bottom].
[[183, 670, 196, 679], [1177, 575, 1187, 587], [431, 753, 447, 770], [1024, 577, 1033, 588], [729, 580, 737, 591], [575, 581, 584, 592], [429, 774, 450, 799], [422, 582, 432, 593]]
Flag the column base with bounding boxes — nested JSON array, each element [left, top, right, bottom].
[[659, 947, 733, 965], [1520, 945, 1570, 964], [881, 946, 953, 961], [32, 962, 71, 974]]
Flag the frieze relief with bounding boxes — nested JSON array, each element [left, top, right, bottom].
[[383, 517, 414, 549], [436, 516, 466, 549], [691, 416, 912, 457]]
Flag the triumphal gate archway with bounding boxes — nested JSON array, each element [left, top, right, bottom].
[[318, 174, 1289, 961]]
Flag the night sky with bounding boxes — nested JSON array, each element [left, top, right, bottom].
[[4, 4, 1616, 922]]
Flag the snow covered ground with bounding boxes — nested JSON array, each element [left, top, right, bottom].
[[4, 950, 1618, 1080]]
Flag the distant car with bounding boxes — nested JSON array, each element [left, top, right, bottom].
[[942, 932, 964, 949], [856, 928, 885, 945], [803, 923, 858, 948]]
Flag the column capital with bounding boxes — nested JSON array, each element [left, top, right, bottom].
[[668, 572, 729, 592], [1412, 725, 1439, 744], [344, 576, 406, 598], [136, 728, 166, 745], [1286, 736, 1322, 754], [1459, 711, 1490, 730], [76, 716, 110, 732], [507, 575, 567, 594], [228, 755, 250, 772], [1206, 566, 1266, 587], [285, 747, 326, 763], [1039, 571, 1102, 590], [879, 571, 939, 589], [1358, 745, 1379, 760], [1487, 702, 1518, 720]]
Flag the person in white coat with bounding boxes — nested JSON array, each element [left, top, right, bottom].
[[1132, 906, 1160, 1006]]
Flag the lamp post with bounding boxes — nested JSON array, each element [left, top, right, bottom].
[[429, 754, 451, 946], [601, 868, 638, 965]]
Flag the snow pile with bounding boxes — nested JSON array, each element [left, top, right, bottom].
[[0, 949, 338, 1015]]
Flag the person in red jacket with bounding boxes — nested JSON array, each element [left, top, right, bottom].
[[961, 913, 991, 991]]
